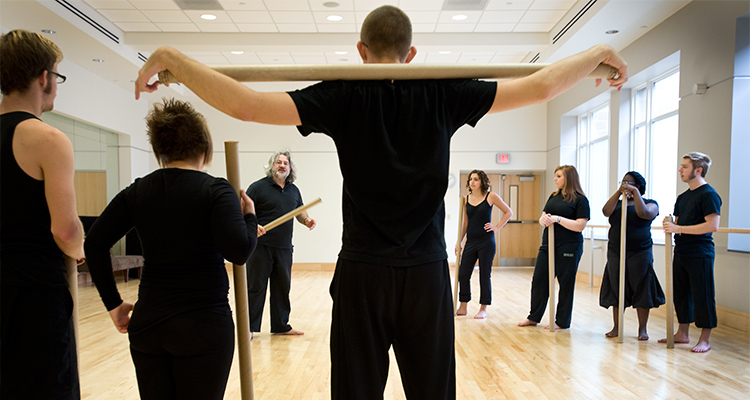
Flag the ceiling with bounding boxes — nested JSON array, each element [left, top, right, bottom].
[[0, 0, 691, 91]]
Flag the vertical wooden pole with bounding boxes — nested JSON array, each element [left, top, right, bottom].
[[548, 225, 556, 332], [589, 228, 595, 287], [225, 141, 255, 399], [617, 196, 627, 343], [66, 256, 80, 371], [664, 215, 675, 349], [453, 196, 465, 311]]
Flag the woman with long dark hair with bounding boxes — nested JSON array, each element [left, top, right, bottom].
[[518, 165, 589, 329]]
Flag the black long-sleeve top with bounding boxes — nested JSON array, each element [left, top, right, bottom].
[[85, 168, 257, 334]]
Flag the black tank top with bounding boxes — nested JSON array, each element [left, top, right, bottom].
[[1, 111, 66, 288], [466, 193, 494, 243]]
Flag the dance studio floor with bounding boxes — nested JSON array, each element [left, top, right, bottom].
[[77, 266, 750, 399]]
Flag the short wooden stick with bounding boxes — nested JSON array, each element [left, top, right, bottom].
[[664, 215, 675, 349], [262, 198, 322, 232], [158, 63, 618, 84], [453, 196, 466, 311], [548, 225, 556, 332], [225, 141, 255, 400], [617, 196, 627, 343]]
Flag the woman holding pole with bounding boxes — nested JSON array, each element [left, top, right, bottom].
[[518, 165, 589, 329], [599, 171, 664, 340], [455, 170, 513, 319], [85, 99, 258, 400]]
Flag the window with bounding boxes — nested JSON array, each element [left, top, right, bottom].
[[577, 104, 609, 237], [631, 69, 680, 240]]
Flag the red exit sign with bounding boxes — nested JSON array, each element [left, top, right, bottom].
[[496, 154, 510, 164]]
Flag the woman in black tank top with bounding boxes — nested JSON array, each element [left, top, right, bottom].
[[455, 170, 513, 319]]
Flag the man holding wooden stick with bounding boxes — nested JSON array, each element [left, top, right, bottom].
[[246, 150, 315, 337], [135, 5, 627, 399], [661, 152, 721, 352]]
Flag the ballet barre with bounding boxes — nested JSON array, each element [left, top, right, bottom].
[[157, 63, 619, 84], [583, 219, 748, 347]]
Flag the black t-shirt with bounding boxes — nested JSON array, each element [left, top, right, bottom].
[[84, 168, 257, 333], [673, 183, 722, 257], [288, 79, 497, 266], [246, 176, 303, 249], [541, 192, 590, 245], [607, 199, 658, 252]]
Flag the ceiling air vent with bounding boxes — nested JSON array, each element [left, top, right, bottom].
[[138, 53, 148, 63], [552, 0, 597, 44], [442, 0, 488, 11], [529, 53, 540, 64], [173, 0, 224, 10], [54, 0, 119, 44]]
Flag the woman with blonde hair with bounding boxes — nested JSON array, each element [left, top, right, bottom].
[[519, 165, 589, 329]]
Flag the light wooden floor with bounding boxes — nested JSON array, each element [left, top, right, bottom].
[[77, 267, 750, 399]]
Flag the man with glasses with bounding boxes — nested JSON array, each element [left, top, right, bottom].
[[1, 29, 84, 399]]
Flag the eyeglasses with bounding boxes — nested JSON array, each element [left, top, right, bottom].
[[48, 71, 66, 84]]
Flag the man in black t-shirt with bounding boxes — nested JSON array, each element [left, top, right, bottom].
[[136, 5, 629, 399], [245, 150, 315, 337], [662, 152, 722, 353]]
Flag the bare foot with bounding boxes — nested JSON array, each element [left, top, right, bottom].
[[658, 335, 690, 344], [456, 303, 468, 316], [545, 324, 565, 330], [274, 328, 304, 336], [518, 319, 538, 327], [605, 327, 618, 338], [250, 331, 254, 340], [638, 328, 649, 341], [474, 310, 487, 319], [691, 340, 711, 353]]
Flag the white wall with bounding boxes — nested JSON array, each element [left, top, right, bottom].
[[129, 82, 552, 264], [547, 1, 750, 313]]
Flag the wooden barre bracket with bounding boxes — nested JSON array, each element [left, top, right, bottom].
[[158, 63, 618, 84]]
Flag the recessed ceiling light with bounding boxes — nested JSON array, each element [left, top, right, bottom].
[[92, 59, 104, 63], [41, 29, 56, 34], [231, 51, 245, 55], [327, 15, 343, 22], [335, 51, 348, 55], [439, 51, 452, 55], [452, 14, 468, 21], [201, 14, 217, 21], [605, 29, 619, 35], [323, 2, 339, 7], [640, 25, 648, 29]]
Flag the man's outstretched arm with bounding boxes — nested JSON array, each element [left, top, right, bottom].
[[135, 46, 301, 126], [489, 44, 628, 114]]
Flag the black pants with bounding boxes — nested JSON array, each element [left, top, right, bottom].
[[673, 254, 717, 329], [330, 258, 456, 400], [458, 239, 495, 305], [247, 244, 294, 333], [1, 285, 79, 400], [128, 309, 234, 400], [527, 242, 583, 329]]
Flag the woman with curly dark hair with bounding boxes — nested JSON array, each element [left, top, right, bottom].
[[455, 170, 512, 319]]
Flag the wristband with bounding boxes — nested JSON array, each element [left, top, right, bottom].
[[557, 216, 561, 224]]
